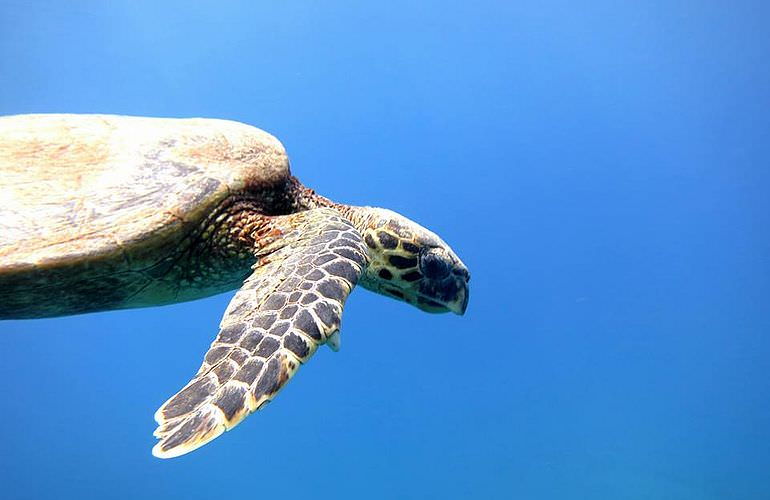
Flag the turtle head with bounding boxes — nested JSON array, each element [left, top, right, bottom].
[[355, 208, 470, 315]]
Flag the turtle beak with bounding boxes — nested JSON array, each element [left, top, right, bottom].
[[413, 269, 470, 315], [447, 269, 470, 315]]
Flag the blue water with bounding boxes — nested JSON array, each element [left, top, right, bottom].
[[1, 2, 768, 499]]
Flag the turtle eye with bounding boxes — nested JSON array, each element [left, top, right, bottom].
[[419, 249, 451, 280]]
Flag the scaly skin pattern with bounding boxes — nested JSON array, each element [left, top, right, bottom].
[[152, 202, 470, 458], [152, 208, 367, 457], [344, 207, 470, 314]]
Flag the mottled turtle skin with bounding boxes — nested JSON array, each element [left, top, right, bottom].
[[0, 114, 470, 458]]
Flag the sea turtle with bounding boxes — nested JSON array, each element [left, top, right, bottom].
[[0, 114, 470, 458]]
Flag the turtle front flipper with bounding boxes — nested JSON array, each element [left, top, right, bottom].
[[152, 208, 368, 458]]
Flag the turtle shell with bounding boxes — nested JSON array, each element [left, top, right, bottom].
[[0, 114, 290, 316]]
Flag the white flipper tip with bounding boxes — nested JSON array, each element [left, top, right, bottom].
[[327, 331, 341, 352]]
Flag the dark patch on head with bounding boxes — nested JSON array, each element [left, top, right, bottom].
[[402, 242, 419, 254], [378, 268, 393, 280], [233, 359, 264, 385], [295, 309, 322, 340], [418, 274, 462, 303], [402, 270, 422, 282], [284, 333, 311, 359], [218, 323, 246, 344], [318, 280, 345, 302], [364, 233, 377, 249], [419, 251, 451, 279], [389, 255, 418, 269], [377, 231, 398, 249], [253, 358, 282, 397], [288, 291, 302, 302], [255, 337, 280, 358], [386, 289, 405, 299]]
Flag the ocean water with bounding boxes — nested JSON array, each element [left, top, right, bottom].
[[1, 2, 768, 499]]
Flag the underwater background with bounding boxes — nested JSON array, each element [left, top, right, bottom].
[[1, 1, 768, 499]]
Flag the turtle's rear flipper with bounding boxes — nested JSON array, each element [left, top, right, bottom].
[[152, 209, 368, 458]]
